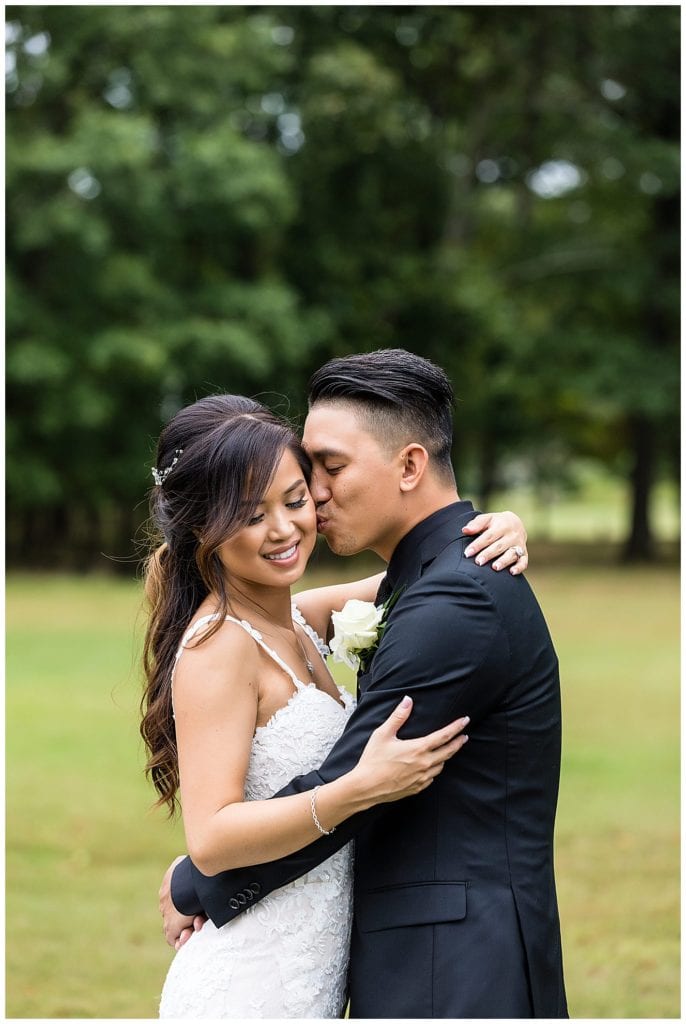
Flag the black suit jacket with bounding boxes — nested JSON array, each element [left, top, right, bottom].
[[172, 502, 567, 1018]]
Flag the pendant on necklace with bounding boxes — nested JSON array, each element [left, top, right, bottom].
[[295, 632, 315, 676]]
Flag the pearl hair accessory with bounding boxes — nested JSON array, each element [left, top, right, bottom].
[[152, 448, 184, 486]]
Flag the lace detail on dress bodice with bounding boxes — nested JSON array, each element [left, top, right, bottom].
[[160, 607, 355, 1019]]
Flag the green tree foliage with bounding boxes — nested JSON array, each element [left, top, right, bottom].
[[6, 6, 678, 566]]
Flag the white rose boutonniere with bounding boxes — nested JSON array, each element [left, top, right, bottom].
[[330, 599, 385, 672], [330, 588, 403, 672]]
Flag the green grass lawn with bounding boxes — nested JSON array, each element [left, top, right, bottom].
[[6, 559, 679, 1018]]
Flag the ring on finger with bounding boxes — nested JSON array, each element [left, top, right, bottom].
[[512, 545, 525, 559]]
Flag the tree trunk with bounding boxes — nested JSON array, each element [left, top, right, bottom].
[[622, 185, 678, 562], [622, 415, 656, 562]]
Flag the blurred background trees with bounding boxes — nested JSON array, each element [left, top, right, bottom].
[[6, 5, 679, 568]]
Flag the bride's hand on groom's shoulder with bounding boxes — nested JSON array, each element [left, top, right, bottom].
[[159, 855, 208, 950], [351, 696, 470, 806], [462, 510, 528, 575]]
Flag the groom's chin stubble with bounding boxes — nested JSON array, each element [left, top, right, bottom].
[[323, 532, 358, 558]]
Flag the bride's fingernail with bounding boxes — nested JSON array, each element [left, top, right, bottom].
[[464, 545, 474, 557], [475, 557, 484, 566]]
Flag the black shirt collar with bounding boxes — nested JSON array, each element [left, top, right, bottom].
[[384, 500, 478, 592]]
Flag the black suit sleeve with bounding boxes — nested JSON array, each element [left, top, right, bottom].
[[172, 567, 511, 926]]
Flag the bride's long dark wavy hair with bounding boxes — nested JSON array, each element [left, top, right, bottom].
[[141, 395, 311, 815]]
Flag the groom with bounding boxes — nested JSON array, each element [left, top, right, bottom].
[[163, 349, 567, 1018]]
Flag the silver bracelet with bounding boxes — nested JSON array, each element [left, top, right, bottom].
[[310, 785, 336, 836]]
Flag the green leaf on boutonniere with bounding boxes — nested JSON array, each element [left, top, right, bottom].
[[356, 585, 405, 674]]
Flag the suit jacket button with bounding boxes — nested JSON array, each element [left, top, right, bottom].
[[229, 897, 240, 910], [237, 892, 247, 905], [250, 882, 261, 894], [243, 888, 254, 900]]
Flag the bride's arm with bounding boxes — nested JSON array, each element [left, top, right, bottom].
[[294, 573, 385, 643], [173, 621, 468, 877], [295, 510, 528, 642]]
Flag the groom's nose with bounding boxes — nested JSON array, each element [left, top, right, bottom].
[[309, 468, 331, 506]]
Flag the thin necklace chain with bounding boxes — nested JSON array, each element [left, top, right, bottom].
[[231, 598, 317, 675]]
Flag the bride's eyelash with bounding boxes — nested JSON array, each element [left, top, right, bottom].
[[248, 496, 307, 525]]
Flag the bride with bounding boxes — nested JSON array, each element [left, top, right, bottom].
[[140, 394, 526, 1018]]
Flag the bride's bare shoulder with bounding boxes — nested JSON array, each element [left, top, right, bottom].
[[174, 613, 260, 698]]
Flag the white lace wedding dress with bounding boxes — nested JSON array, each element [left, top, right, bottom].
[[159, 605, 355, 1019]]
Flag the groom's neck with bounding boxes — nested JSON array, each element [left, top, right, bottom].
[[375, 483, 460, 563]]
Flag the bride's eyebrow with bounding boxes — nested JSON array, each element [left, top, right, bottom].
[[282, 478, 306, 496]]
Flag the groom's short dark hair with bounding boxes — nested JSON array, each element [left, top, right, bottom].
[[308, 349, 455, 482]]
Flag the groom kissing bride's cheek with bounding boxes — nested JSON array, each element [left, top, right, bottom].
[[146, 348, 567, 1019]]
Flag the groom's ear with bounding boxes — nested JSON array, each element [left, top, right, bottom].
[[398, 443, 429, 492]]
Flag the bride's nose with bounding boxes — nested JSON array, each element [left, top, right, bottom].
[[267, 508, 296, 540]]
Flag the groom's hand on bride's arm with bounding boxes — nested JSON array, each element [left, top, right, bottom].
[[462, 510, 528, 574], [160, 855, 207, 949]]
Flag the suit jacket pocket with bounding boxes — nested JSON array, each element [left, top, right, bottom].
[[356, 881, 467, 933]]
